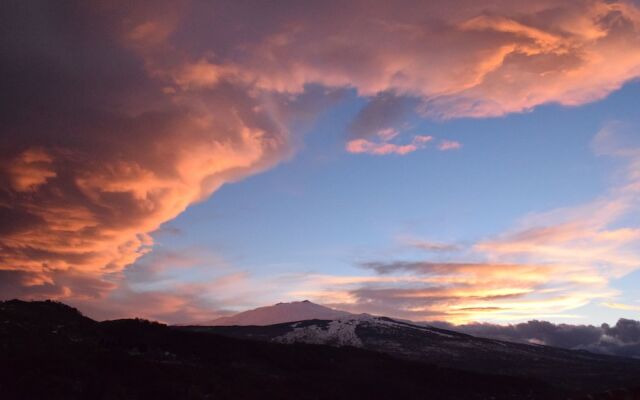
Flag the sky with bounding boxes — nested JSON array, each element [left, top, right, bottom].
[[1, 0, 640, 326]]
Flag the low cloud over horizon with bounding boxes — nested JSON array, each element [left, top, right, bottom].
[[432, 318, 640, 359]]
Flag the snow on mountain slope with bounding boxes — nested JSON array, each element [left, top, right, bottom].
[[274, 314, 458, 347], [209, 300, 352, 326], [275, 318, 364, 347], [184, 302, 640, 392]]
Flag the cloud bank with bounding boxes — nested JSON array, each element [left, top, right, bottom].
[[0, 1, 292, 310], [432, 318, 640, 358], [2, 0, 640, 319]]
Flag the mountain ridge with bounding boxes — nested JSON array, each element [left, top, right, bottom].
[[209, 300, 352, 326], [3, 299, 640, 399], [185, 302, 640, 395], [0, 299, 569, 400]]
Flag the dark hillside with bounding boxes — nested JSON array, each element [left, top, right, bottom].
[[0, 300, 555, 400], [2, 300, 638, 400]]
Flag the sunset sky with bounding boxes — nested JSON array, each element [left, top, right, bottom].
[[2, 0, 640, 325]]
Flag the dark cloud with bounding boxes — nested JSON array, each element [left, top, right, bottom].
[[361, 261, 520, 275], [348, 92, 418, 138], [430, 319, 640, 358], [409, 240, 461, 253], [339, 284, 528, 320], [153, 226, 183, 237], [332, 258, 596, 323], [0, 269, 116, 300], [605, 318, 640, 343]]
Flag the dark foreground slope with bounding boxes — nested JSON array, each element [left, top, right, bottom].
[[192, 316, 640, 395], [0, 300, 637, 400]]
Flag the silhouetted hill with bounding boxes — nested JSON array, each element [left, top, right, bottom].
[[190, 314, 640, 394], [1, 300, 639, 400]]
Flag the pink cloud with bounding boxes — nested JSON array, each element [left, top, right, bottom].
[[0, 3, 292, 304], [346, 135, 433, 156], [376, 128, 400, 141], [177, 0, 640, 118], [346, 139, 416, 155], [438, 140, 462, 151], [3, 1, 640, 320]]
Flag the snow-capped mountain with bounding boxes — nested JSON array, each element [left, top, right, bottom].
[[187, 303, 640, 393], [209, 300, 351, 326], [4, 300, 640, 399]]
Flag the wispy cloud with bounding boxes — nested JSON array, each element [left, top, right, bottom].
[[438, 140, 462, 151], [476, 123, 640, 280], [603, 302, 640, 312], [293, 123, 640, 322], [346, 133, 433, 155], [404, 239, 461, 253]]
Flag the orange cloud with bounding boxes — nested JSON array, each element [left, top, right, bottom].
[[346, 134, 432, 155], [0, 2, 291, 303], [4, 148, 57, 192], [281, 260, 610, 324], [3, 1, 640, 318], [186, 0, 640, 118]]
